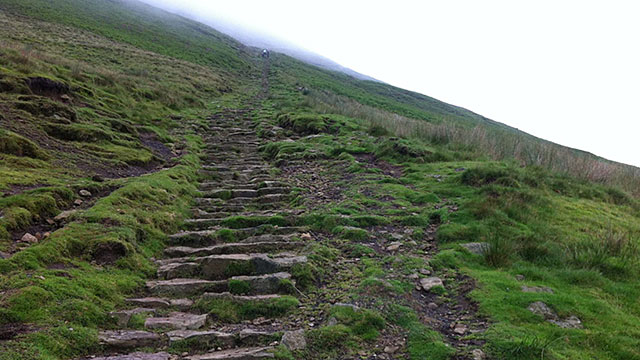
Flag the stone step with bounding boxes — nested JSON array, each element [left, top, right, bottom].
[[147, 272, 293, 296], [168, 227, 304, 246], [144, 312, 208, 330], [192, 209, 296, 220], [167, 328, 276, 350], [202, 189, 259, 199], [157, 253, 307, 280], [125, 297, 194, 310], [84, 352, 170, 360], [201, 292, 283, 303], [185, 346, 274, 360], [164, 241, 304, 258], [98, 330, 167, 351], [202, 165, 269, 172], [109, 308, 156, 327], [184, 215, 295, 230]]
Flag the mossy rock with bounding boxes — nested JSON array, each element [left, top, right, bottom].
[[0, 129, 49, 159], [15, 97, 77, 122], [43, 123, 113, 142]]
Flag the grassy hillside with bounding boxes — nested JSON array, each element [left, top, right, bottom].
[[0, 1, 639, 359]]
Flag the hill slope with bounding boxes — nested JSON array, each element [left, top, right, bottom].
[[0, 1, 639, 360]]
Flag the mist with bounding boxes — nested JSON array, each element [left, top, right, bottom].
[[138, 0, 640, 167]]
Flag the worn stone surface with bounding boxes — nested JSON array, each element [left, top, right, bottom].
[[420, 277, 444, 291], [528, 301, 583, 328], [460, 242, 489, 255], [20, 233, 38, 243], [98, 330, 167, 350], [144, 312, 207, 330], [110, 308, 156, 327], [87, 352, 170, 360], [185, 347, 274, 359], [281, 329, 306, 351], [125, 297, 171, 308]]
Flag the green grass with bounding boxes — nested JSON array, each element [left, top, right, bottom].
[[2, 1, 640, 359]]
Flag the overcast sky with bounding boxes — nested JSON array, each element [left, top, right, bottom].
[[141, 0, 640, 167]]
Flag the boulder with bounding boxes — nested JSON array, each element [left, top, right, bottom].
[[420, 277, 443, 291], [460, 242, 489, 255], [521, 285, 554, 294], [20, 233, 38, 243], [281, 329, 306, 351]]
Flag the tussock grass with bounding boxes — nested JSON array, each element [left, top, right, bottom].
[[306, 91, 640, 195]]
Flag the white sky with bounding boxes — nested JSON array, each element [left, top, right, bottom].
[[142, 0, 640, 167]]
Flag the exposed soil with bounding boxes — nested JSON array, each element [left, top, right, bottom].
[[0, 323, 35, 341], [354, 153, 404, 178]]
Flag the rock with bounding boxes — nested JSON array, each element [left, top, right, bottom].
[[386, 242, 402, 251], [54, 209, 77, 222], [471, 349, 485, 360], [427, 302, 438, 310], [60, 94, 71, 102], [300, 233, 312, 240], [281, 329, 306, 351], [20, 233, 38, 243], [515, 274, 525, 281], [521, 285, 554, 294], [419, 268, 431, 275], [391, 233, 404, 240], [79, 189, 92, 197], [408, 273, 419, 280], [527, 301, 557, 320], [170, 298, 194, 310], [460, 242, 489, 255], [0, 251, 10, 259], [334, 303, 360, 311], [125, 297, 171, 308], [144, 312, 207, 330], [110, 308, 156, 327], [99, 330, 167, 350], [420, 277, 443, 291], [383, 345, 399, 353], [550, 315, 583, 329], [43, 232, 51, 239], [74, 199, 83, 206], [326, 317, 338, 326], [453, 324, 468, 335], [90, 352, 170, 360]]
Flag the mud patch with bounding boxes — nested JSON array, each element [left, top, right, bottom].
[[139, 131, 176, 162], [25, 77, 69, 97], [0, 323, 34, 341], [355, 153, 403, 178], [92, 241, 127, 265]]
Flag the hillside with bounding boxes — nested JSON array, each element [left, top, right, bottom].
[[1, 1, 639, 360]]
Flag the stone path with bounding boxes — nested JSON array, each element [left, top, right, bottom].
[[84, 107, 307, 360]]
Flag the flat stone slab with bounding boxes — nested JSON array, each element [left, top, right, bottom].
[[157, 254, 306, 280], [147, 278, 224, 295], [125, 297, 171, 308], [167, 329, 235, 348], [99, 330, 167, 350], [231, 272, 292, 294], [420, 277, 444, 291], [145, 312, 207, 330], [86, 352, 170, 360], [165, 241, 303, 258], [201, 292, 281, 302], [186, 347, 274, 360]]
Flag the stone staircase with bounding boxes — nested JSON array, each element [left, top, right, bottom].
[[85, 109, 307, 360]]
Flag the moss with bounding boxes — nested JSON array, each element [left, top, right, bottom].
[[228, 279, 251, 295], [196, 296, 299, 323], [0, 129, 49, 160]]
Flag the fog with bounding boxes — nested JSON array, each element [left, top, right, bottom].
[[140, 0, 640, 167]]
